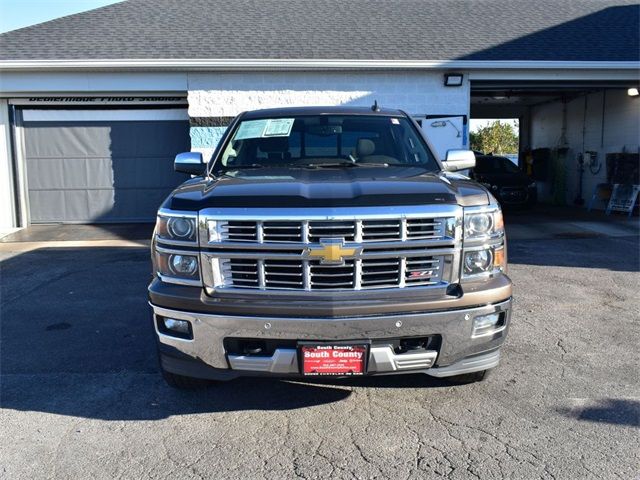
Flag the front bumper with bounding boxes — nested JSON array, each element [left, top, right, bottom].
[[151, 297, 512, 380]]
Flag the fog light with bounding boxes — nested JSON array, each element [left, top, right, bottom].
[[472, 313, 502, 337], [164, 318, 190, 334]]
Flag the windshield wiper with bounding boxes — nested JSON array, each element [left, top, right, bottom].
[[386, 163, 430, 168], [301, 161, 398, 168], [301, 162, 429, 169], [218, 164, 266, 171], [302, 161, 360, 168]]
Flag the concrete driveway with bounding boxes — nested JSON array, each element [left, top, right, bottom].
[[0, 223, 638, 479]]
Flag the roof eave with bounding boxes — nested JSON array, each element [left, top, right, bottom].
[[1, 59, 639, 72]]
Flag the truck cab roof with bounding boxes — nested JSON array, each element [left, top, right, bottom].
[[240, 105, 407, 120]]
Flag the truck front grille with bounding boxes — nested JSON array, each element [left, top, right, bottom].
[[201, 207, 460, 293], [221, 218, 442, 243], [218, 255, 443, 290]]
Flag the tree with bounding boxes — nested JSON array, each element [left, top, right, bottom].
[[470, 120, 519, 154]]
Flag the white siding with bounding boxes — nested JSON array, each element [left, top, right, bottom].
[[187, 71, 470, 117], [530, 89, 640, 206], [187, 71, 471, 159]]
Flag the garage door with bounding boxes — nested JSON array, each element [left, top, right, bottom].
[[22, 109, 190, 223]]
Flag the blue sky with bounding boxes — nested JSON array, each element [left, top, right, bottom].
[[0, 0, 122, 33]]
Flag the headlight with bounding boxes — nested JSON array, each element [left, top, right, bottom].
[[466, 213, 492, 236], [464, 249, 492, 274], [168, 217, 195, 239], [169, 254, 198, 276], [463, 206, 503, 240], [155, 248, 201, 285], [154, 210, 201, 286], [156, 212, 198, 243], [462, 245, 506, 277], [462, 204, 506, 279]]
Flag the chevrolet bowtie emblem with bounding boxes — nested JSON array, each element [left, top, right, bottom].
[[304, 238, 362, 265]]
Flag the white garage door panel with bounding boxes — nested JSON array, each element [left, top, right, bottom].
[[23, 110, 190, 223]]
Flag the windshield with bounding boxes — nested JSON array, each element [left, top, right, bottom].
[[474, 156, 521, 174], [213, 115, 438, 172]]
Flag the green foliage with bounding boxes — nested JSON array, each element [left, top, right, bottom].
[[470, 120, 519, 154]]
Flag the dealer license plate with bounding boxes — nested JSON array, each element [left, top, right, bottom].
[[300, 344, 368, 376]]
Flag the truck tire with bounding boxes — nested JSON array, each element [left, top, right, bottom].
[[161, 367, 214, 390], [446, 369, 490, 385]]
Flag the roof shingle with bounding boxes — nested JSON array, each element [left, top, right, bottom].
[[0, 0, 638, 62]]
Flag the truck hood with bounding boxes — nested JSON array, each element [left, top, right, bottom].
[[165, 166, 490, 210]]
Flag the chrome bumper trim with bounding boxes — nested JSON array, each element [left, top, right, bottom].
[[228, 349, 297, 374], [227, 347, 438, 374], [370, 347, 438, 371], [425, 349, 501, 377]]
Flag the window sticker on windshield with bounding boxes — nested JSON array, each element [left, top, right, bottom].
[[263, 118, 295, 137], [234, 119, 268, 140], [234, 118, 295, 140], [391, 118, 400, 125]]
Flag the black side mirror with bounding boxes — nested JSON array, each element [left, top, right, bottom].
[[174, 152, 205, 175]]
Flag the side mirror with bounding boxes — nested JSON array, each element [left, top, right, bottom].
[[442, 149, 476, 172], [174, 152, 205, 175]]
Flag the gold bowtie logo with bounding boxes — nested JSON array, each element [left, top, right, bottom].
[[305, 238, 362, 265]]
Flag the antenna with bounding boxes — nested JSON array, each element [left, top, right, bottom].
[[371, 100, 380, 112]]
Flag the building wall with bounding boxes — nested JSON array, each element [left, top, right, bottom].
[[530, 89, 640, 206], [0, 69, 471, 228], [0, 99, 16, 229], [187, 71, 470, 159]]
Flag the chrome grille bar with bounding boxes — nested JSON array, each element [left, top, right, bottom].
[[200, 205, 462, 293]]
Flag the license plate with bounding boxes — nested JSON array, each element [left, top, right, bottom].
[[300, 344, 368, 376]]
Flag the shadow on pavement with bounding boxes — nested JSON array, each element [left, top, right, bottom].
[[1, 370, 453, 421], [558, 399, 640, 428], [0, 246, 451, 420]]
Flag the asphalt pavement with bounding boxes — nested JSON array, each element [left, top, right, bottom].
[[0, 230, 638, 479]]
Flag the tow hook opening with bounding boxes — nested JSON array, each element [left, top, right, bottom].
[[395, 336, 441, 355], [242, 341, 265, 355]]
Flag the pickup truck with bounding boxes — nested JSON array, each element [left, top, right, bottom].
[[149, 106, 512, 388]]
